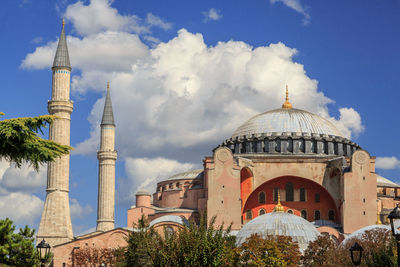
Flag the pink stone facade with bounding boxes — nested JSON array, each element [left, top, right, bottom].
[[127, 147, 381, 235], [52, 228, 129, 267]]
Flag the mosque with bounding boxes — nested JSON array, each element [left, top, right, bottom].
[[39, 21, 400, 266]]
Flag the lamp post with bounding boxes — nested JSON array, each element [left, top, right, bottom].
[[388, 204, 400, 267], [349, 242, 363, 266], [36, 239, 51, 267]]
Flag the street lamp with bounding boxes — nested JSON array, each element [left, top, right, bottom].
[[388, 204, 400, 267], [349, 242, 363, 266], [36, 239, 51, 267]]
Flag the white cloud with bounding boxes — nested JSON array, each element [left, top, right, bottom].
[[70, 198, 93, 219], [376, 157, 400, 170], [146, 13, 172, 30], [0, 163, 46, 192], [0, 160, 46, 226], [333, 107, 364, 139], [202, 8, 222, 22], [64, 0, 172, 36], [117, 157, 195, 205], [0, 192, 43, 225], [31, 36, 43, 44], [270, 0, 310, 25], [65, 0, 147, 36], [21, 26, 364, 158]]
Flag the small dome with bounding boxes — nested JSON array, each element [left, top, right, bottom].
[[340, 224, 392, 246], [377, 175, 400, 188], [232, 108, 343, 139], [149, 215, 189, 227], [166, 169, 203, 181], [136, 189, 151, 196], [236, 212, 319, 251]]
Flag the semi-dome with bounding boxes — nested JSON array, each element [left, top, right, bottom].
[[232, 108, 343, 139], [236, 212, 319, 251], [166, 169, 203, 181], [149, 215, 189, 227], [217, 88, 360, 156]]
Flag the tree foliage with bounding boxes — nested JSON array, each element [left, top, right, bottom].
[[301, 234, 337, 267], [124, 213, 238, 267], [73, 246, 125, 266], [302, 228, 397, 267], [0, 113, 71, 171], [0, 218, 40, 267], [239, 234, 301, 267]]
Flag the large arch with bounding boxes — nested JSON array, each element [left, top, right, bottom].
[[242, 176, 339, 224], [240, 167, 253, 211]]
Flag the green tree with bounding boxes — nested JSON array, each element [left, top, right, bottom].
[[124, 216, 155, 267], [123, 213, 239, 267], [301, 234, 337, 267], [238, 234, 300, 267], [0, 218, 40, 267], [0, 113, 71, 171]]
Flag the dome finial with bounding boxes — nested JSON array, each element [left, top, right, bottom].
[[273, 190, 285, 212], [62, 18, 65, 29], [282, 85, 292, 109], [107, 81, 110, 89], [377, 206, 382, 225]]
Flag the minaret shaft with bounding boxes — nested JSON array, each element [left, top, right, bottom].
[[96, 84, 117, 232], [37, 22, 73, 247]]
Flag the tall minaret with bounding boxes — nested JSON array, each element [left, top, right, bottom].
[[96, 82, 117, 232], [37, 19, 73, 246]]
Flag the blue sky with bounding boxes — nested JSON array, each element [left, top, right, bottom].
[[1, 0, 400, 235]]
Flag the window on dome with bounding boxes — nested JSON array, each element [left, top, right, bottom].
[[246, 210, 252, 220], [287, 209, 293, 214], [300, 188, 306, 202], [286, 182, 294, 202], [259, 209, 266, 215], [259, 191, 266, 204], [301, 210, 307, 220], [314, 210, 321, 220], [315, 193, 320, 203], [273, 188, 279, 202], [328, 210, 335, 220]]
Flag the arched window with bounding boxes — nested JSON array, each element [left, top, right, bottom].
[[328, 210, 335, 220], [300, 188, 306, 202], [286, 182, 294, 202], [246, 210, 252, 220], [273, 188, 279, 201], [169, 183, 173, 189], [259, 191, 266, 204], [259, 209, 266, 215], [165, 226, 174, 236], [315, 193, 320, 203], [301, 210, 307, 220], [176, 182, 180, 188], [314, 210, 321, 220], [287, 209, 293, 214]]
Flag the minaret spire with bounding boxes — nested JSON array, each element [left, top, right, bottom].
[[97, 82, 117, 232], [53, 18, 71, 70], [101, 81, 115, 126]]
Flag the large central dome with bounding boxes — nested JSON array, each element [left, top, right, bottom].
[[216, 87, 360, 156], [232, 108, 343, 139]]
